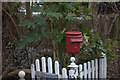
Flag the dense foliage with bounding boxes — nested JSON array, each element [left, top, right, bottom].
[[18, 2, 119, 66]]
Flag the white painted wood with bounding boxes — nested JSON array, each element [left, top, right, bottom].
[[47, 57, 53, 73], [88, 61, 91, 78], [91, 60, 94, 78], [41, 57, 46, 73], [79, 64, 83, 79], [68, 57, 78, 78], [73, 68, 79, 78], [55, 61, 60, 77], [75, 67, 79, 78], [69, 69, 74, 78], [104, 56, 107, 78], [102, 57, 104, 78], [99, 58, 102, 78], [35, 59, 40, 80], [100, 52, 106, 78], [30, 55, 107, 79], [103, 55, 107, 78], [99, 57, 103, 78], [62, 68, 68, 78], [95, 59, 98, 78], [84, 63, 87, 78], [31, 64, 35, 79], [35, 59, 40, 71], [18, 71, 26, 80]]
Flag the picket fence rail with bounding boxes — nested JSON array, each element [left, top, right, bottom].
[[18, 52, 107, 80]]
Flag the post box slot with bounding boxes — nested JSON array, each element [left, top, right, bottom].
[[71, 39, 82, 43]]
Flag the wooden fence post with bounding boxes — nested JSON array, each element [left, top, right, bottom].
[[103, 53, 107, 78], [68, 57, 78, 78], [99, 52, 107, 78], [18, 71, 26, 80]]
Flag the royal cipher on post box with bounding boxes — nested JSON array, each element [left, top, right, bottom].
[[66, 28, 82, 54]]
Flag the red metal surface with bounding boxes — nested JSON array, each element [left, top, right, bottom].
[[66, 28, 82, 54], [66, 28, 82, 35], [66, 35, 82, 38], [66, 31, 82, 35]]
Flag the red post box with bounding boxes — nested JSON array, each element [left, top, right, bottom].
[[66, 28, 82, 54]]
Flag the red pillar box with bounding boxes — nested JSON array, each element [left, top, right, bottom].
[[66, 28, 82, 54]]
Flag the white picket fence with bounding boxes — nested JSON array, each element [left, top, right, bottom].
[[18, 52, 107, 80]]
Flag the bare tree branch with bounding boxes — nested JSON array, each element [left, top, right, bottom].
[[107, 14, 118, 35]]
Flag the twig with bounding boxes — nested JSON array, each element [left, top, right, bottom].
[[114, 2, 119, 12], [1, 7, 17, 27], [112, 7, 117, 13], [61, 28, 66, 33], [112, 2, 118, 13]]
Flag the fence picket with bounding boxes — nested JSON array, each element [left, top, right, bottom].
[[35, 59, 40, 71], [88, 61, 91, 79], [99, 57, 102, 78], [31, 64, 35, 79], [47, 57, 53, 73], [41, 57, 46, 73], [95, 59, 98, 78], [91, 60, 94, 78], [104, 55, 107, 78], [55, 61, 60, 77], [103, 54, 107, 78], [102, 58, 104, 78], [35, 59, 40, 80], [79, 64, 83, 79], [84, 63, 87, 79], [62, 68, 68, 78]]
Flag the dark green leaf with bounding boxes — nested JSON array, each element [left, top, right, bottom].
[[66, 16, 77, 21], [87, 47, 95, 54], [18, 31, 41, 49], [19, 20, 36, 28], [43, 12, 63, 20]]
